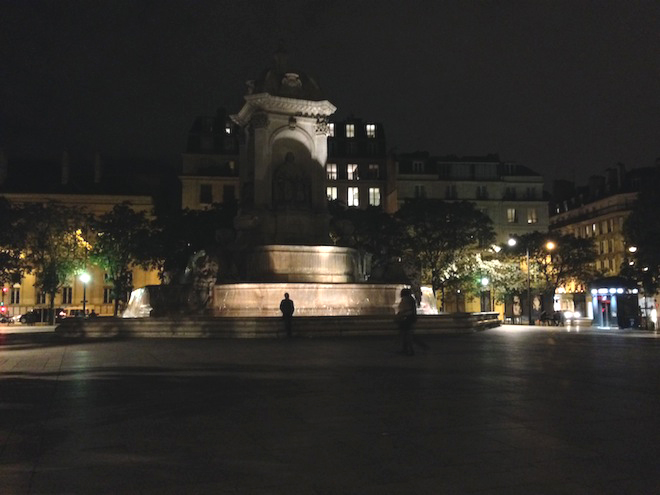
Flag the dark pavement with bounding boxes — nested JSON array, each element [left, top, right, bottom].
[[1, 325, 659, 494]]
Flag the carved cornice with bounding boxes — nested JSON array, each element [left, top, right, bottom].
[[231, 93, 337, 127]]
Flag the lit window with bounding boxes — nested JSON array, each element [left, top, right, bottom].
[[328, 123, 335, 137], [366, 124, 376, 138], [348, 187, 359, 207], [507, 208, 518, 223], [346, 124, 355, 138], [326, 187, 337, 201], [527, 208, 538, 224], [368, 163, 380, 179], [347, 164, 358, 180], [369, 187, 381, 206], [10, 288, 20, 305], [225, 123, 232, 134], [326, 163, 337, 180]]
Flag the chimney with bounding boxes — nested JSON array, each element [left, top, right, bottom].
[[93, 152, 102, 184], [0, 149, 7, 186], [61, 150, 70, 185]]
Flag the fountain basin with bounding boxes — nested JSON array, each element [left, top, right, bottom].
[[213, 282, 407, 317]]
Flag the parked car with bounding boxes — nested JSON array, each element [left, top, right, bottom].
[[19, 308, 63, 324], [0, 313, 12, 324]]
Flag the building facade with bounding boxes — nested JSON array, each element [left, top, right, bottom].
[[549, 164, 657, 324], [325, 117, 397, 213], [395, 152, 549, 243], [180, 108, 240, 210], [0, 154, 161, 319]]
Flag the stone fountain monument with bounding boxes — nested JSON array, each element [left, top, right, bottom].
[[210, 51, 406, 316], [120, 51, 407, 320]]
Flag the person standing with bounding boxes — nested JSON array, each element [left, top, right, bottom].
[[279, 292, 295, 338], [396, 288, 420, 355]]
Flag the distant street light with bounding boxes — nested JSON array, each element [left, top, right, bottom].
[[80, 272, 91, 316]]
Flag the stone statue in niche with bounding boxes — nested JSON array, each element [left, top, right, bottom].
[[273, 152, 311, 209]]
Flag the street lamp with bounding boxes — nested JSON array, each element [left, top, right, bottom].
[[79, 272, 90, 316]]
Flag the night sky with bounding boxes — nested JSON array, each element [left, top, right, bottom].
[[2, 0, 658, 187]]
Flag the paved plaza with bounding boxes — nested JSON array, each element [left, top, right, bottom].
[[1, 324, 659, 494]]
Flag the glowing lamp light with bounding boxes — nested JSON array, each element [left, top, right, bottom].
[[609, 288, 617, 294], [79, 272, 91, 284], [616, 288, 624, 294], [481, 277, 489, 287], [507, 238, 517, 247], [591, 289, 597, 295], [628, 246, 638, 253], [598, 288, 608, 294], [546, 241, 556, 250]]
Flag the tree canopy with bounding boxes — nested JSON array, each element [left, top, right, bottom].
[[17, 202, 91, 322], [394, 199, 495, 297], [90, 202, 156, 315], [623, 175, 660, 293]]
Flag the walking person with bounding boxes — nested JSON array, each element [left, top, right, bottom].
[[396, 288, 426, 355], [279, 292, 295, 338]]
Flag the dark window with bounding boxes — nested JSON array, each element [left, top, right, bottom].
[[62, 287, 72, 304], [223, 185, 236, 202], [200, 184, 213, 204]]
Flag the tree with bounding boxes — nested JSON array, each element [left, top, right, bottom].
[[18, 203, 91, 323], [328, 203, 401, 280], [394, 199, 495, 305], [0, 199, 28, 286], [90, 202, 156, 316], [623, 177, 660, 295], [510, 232, 597, 310]]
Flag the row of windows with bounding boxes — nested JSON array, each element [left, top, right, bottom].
[[596, 258, 618, 272], [6, 287, 119, 305], [507, 208, 538, 224], [328, 123, 377, 138], [412, 184, 539, 201], [598, 238, 626, 255], [327, 187, 381, 207], [326, 163, 380, 180], [573, 217, 622, 238]]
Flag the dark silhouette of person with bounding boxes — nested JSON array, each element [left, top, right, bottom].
[[279, 292, 295, 337], [396, 288, 425, 355]]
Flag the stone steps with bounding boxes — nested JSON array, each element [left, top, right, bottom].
[[55, 313, 500, 339]]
